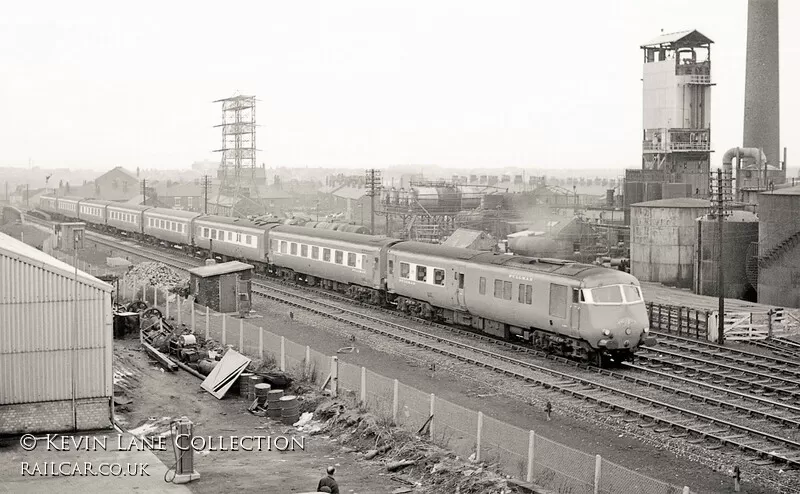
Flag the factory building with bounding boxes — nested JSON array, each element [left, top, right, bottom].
[[624, 30, 714, 224], [630, 198, 711, 289], [0, 232, 114, 433], [757, 186, 800, 308]]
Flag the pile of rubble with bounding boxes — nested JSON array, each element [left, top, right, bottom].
[[125, 262, 187, 291], [314, 399, 516, 494]]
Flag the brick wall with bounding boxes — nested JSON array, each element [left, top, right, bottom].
[[0, 398, 111, 434]]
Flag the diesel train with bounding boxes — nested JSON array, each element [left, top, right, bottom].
[[38, 195, 655, 365]]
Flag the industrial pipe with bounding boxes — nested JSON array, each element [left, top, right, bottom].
[[722, 147, 768, 196]]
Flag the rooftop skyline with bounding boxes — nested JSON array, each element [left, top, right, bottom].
[[1, 0, 797, 171]]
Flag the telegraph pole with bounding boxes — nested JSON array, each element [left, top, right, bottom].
[[202, 175, 210, 214], [365, 169, 381, 235], [716, 167, 725, 345], [141, 179, 147, 206]]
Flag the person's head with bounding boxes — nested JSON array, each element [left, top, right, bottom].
[[326, 466, 335, 476], [319, 488, 331, 493]]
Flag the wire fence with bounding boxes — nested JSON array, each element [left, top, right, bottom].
[[123, 282, 691, 494]]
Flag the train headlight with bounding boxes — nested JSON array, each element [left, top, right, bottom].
[[602, 329, 611, 336], [643, 327, 649, 333], [625, 328, 631, 335]]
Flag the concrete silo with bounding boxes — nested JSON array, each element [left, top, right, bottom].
[[694, 210, 759, 300], [630, 198, 711, 288]]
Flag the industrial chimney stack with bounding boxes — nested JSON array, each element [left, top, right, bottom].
[[743, 0, 782, 175]]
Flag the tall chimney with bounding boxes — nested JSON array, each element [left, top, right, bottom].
[[743, 0, 780, 170]]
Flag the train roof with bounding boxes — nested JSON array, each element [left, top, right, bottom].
[[79, 199, 117, 206], [144, 207, 203, 219], [271, 225, 397, 248], [389, 241, 482, 261], [195, 214, 263, 229], [471, 252, 614, 279], [55, 195, 85, 202]]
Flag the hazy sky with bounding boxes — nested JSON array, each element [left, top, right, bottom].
[[1, 0, 797, 171]]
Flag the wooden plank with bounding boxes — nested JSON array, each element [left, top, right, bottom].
[[142, 341, 179, 372]]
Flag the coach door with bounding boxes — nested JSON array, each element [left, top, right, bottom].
[[456, 271, 466, 309], [569, 288, 581, 333]]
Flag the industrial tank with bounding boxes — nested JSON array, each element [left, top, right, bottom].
[[508, 236, 559, 258], [630, 198, 711, 288], [460, 186, 484, 209], [757, 186, 800, 307], [695, 210, 759, 300]]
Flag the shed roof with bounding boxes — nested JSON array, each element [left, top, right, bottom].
[[641, 29, 713, 48], [0, 232, 112, 292], [441, 228, 489, 248], [188, 261, 254, 278], [631, 198, 711, 208]]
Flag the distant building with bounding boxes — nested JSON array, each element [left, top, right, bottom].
[[57, 166, 141, 202]]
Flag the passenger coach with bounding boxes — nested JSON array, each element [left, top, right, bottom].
[[143, 208, 201, 248], [268, 226, 398, 303], [194, 215, 268, 263]]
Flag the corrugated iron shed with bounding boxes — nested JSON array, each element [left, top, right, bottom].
[[0, 232, 113, 432]]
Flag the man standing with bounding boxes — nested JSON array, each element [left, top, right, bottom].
[[317, 466, 339, 494]]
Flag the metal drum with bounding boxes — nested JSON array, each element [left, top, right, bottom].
[[267, 390, 284, 418], [254, 383, 271, 404], [238, 372, 254, 397], [279, 395, 300, 425], [248, 375, 265, 401]]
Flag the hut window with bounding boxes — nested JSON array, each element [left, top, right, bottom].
[[434, 269, 445, 286]]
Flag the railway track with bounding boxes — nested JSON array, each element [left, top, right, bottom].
[[35, 214, 800, 468], [252, 278, 800, 469], [747, 337, 800, 361], [653, 331, 800, 375]]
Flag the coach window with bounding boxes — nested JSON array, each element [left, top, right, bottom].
[[503, 281, 512, 300], [237, 233, 242, 243], [416, 266, 427, 282], [549, 284, 568, 319], [400, 262, 410, 279], [572, 288, 581, 303], [388, 260, 394, 274], [494, 279, 503, 298], [280, 241, 287, 253], [434, 269, 445, 286], [271, 240, 278, 251], [346, 252, 356, 267], [228, 231, 233, 241], [211, 229, 218, 240], [311, 246, 319, 259], [203, 227, 209, 238], [290, 243, 298, 255], [518, 285, 525, 304], [296, 244, 305, 257], [458, 273, 464, 289], [479, 277, 486, 294], [335, 250, 343, 264], [526, 285, 533, 304], [323, 248, 331, 261]]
